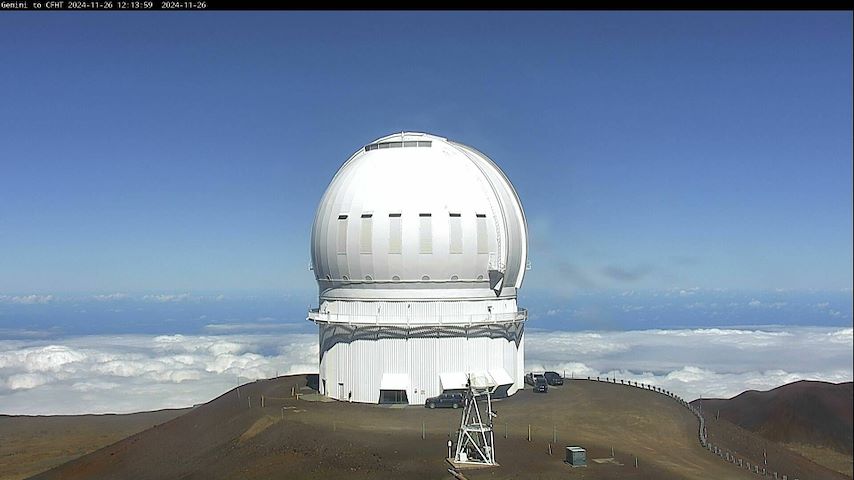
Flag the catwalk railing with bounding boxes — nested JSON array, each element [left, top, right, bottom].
[[307, 308, 527, 326]]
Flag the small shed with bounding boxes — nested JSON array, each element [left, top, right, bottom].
[[565, 446, 587, 467]]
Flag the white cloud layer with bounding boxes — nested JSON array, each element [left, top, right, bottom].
[[91, 293, 129, 301], [0, 334, 318, 415], [525, 326, 853, 400], [0, 327, 850, 415], [0, 294, 54, 304]]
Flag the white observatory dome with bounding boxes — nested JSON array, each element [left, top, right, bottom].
[[311, 132, 528, 301], [307, 132, 529, 405]]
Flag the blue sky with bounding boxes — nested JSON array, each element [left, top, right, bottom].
[[1, 12, 851, 296], [1, 13, 852, 414]]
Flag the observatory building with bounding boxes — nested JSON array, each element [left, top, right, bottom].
[[308, 132, 528, 405]]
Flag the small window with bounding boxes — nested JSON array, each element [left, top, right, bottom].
[[389, 213, 402, 254], [476, 214, 488, 254], [449, 213, 462, 254], [422, 275, 430, 281], [365, 275, 373, 281], [392, 275, 400, 281], [477, 274, 484, 281], [451, 275, 459, 281], [417, 140, 432, 147], [360, 214, 373, 254], [337, 215, 348, 255], [342, 275, 349, 281], [419, 213, 432, 254], [403, 140, 417, 147]]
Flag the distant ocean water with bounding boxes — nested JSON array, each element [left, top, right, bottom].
[[1, 289, 850, 339]]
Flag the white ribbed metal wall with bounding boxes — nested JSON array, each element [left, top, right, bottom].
[[320, 325, 524, 405], [316, 319, 524, 404], [308, 132, 528, 405], [310, 299, 526, 404]]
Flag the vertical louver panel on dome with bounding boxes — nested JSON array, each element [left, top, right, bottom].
[[476, 214, 488, 254], [337, 215, 348, 255], [388, 213, 402, 254], [419, 213, 432, 254], [449, 213, 462, 254], [360, 214, 373, 254]]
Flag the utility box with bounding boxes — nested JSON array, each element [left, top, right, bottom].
[[565, 446, 587, 467]]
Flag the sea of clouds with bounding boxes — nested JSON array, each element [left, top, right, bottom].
[[1, 325, 850, 415]]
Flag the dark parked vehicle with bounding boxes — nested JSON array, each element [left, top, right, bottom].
[[525, 372, 545, 386], [424, 392, 464, 409], [544, 371, 564, 386], [533, 375, 548, 393]]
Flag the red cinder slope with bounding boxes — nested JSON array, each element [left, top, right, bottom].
[[693, 380, 853, 455]]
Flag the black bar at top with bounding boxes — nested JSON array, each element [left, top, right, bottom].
[[1, 1, 852, 11]]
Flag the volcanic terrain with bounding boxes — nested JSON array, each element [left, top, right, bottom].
[[25, 375, 850, 480], [0, 408, 187, 480], [693, 380, 853, 477]]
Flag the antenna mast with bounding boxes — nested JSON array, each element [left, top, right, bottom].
[[454, 372, 498, 466]]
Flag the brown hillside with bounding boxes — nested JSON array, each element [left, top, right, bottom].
[[693, 381, 853, 455], [0, 409, 188, 480], [27, 376, 849, 480]]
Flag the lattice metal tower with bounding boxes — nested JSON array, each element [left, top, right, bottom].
[[454, 373, 498, 466]]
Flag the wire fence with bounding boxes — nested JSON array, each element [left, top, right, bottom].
[[584, 375, 799, 479]]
